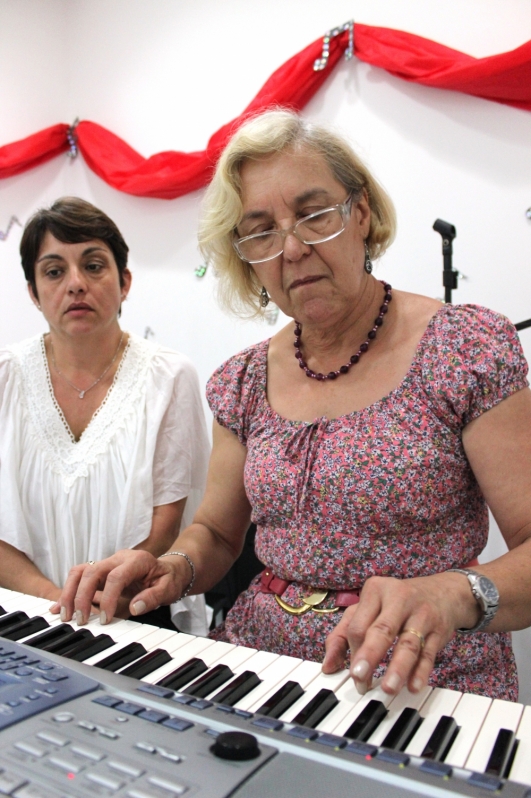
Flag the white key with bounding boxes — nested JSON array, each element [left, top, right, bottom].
[[366, 685, 432, 746], [235, 655, 303, 711], [326, 681, 393, 737], [509, 704, 531, 786], [280, 666, 349, 723], [464, 697, 523, 774], [405, 687, 462, 756], [444, 693, 492, 767]]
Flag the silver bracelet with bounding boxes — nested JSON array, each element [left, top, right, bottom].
[[158, 551, 196, 598]]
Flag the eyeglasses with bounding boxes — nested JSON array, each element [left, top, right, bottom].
[[233, 194, 353, 264]]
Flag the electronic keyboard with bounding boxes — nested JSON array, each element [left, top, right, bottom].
[[0, 586, 530, 797]]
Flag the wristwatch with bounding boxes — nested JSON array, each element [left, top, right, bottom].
[[447, 568, 499, 633]]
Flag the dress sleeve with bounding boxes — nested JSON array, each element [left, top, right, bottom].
[[424, 305, 529, 426], [150, 350, 210, 509], [206, 342, 267, 445]]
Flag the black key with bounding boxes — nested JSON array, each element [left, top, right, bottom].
[[25, 623, 75, 649], [212, 671, 262, 707], [0, 606, 6, 616], [292, 689, 338, 729], [94, 642, 148, 672], [0, 611, 28, 631], [382, 707, 422, 751], [61, 634, 115, 661], [120, 649, 173, 679], [1, 616, 49, 641], [345, 700, 388, 741], [157, 658, 208, 690], [48, 629, 94, 655], [256, 680, 305, 719], [185, 664, 234, 698], [486, 728, 517, 777], [422, 715, 459, 761]]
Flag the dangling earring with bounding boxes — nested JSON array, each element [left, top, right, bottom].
[[260, 287, 270, 307], [364, 242, 373, 274]]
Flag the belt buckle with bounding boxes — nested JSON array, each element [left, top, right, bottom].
[[275, 590, 340, 616]]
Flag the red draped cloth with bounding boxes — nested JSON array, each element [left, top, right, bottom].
[[1, 25, 530, 198]]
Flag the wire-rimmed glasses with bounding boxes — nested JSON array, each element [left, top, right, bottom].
[[233, 194, 353, 264]]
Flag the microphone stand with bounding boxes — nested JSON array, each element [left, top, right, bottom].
[[433, 219, 458, 304]]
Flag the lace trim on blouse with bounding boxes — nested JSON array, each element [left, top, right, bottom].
[[12, 334, 154, 492]]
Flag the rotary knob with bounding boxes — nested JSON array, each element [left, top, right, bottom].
[[211, 731, 260, 761]]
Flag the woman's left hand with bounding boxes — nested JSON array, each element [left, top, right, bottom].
[[322, 572, 479, 695]]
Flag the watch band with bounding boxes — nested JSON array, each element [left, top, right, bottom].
[[447, 568, 499, 634]]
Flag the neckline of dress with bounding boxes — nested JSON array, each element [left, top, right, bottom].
[[40, 333, 132, 444], [260, 303, 451, 427]]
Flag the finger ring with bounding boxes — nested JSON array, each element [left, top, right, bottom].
[[87, 560, 96, 566], [401, 628, 425, 649]]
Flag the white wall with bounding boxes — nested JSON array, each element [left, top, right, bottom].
[[1, 0, 531, 699]]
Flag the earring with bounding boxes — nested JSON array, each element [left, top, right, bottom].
[[37, 304, 41, 310], [364, 242, 373, 274], [260, 287, 270, 308]]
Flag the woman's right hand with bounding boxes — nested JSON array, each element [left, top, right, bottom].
[[57, 549, 186, 626]]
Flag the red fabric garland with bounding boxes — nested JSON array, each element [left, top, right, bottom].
[[1, 24, 530, 199]]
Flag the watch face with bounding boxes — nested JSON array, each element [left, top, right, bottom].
[[478, 575, 499, 604]]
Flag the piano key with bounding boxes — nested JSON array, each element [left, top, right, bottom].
[[0, 611, 29, 630], [485, 728, 517, 777], [343, 699, 389, 741], [93, 642, 148, 672], [61, 633, 115, 662], [158, 657, 209, 690], [119, 649, 173, 680], [365, 685, 432, 747], [251, 660, 321, 719], [405, 687, 462, 757], [25, 623, 77, 650], [83, 624, 176, 667], [292, 688, 339, 729], [328, 683, 394, 738], [465, 698, 523, 775], [138, 637, 221, 685], [49, 628, 95, 655], [508, 704, 531, 786], [256, 680, 304, 718], [281, 668, 350, 724], [210, 670, 262, 707], [0, 615, 50, 640], [185, 663, 235, 698], [420, 716, 459, 761], [444, 693, 492, 768], [381, 706, 422, 751], [235, 655, 304, 712]]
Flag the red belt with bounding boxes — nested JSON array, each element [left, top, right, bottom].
[[260, 558, 479, 616]]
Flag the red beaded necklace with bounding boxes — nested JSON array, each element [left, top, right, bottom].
[[294, 281, 392, 381]]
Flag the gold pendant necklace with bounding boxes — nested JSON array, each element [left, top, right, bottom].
[[50, 332, 124, 399]]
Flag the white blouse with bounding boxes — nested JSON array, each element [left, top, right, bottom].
[[0, 333, 211, 634]]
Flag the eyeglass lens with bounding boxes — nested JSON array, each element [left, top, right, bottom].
[[237, 207, 345, 262]]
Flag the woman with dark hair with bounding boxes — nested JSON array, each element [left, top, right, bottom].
[[0, 197, 210, 634]]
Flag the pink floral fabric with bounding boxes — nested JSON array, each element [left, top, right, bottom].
[[207, 305, 528, 700]]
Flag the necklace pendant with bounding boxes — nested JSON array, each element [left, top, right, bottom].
[[79, 391, 85, 399]]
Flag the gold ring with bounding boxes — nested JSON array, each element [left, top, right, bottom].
[[401, 627, 425, 649], [87, 560, 96, 566]]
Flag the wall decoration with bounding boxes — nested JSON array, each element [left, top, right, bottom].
[[0, 23, 529, 199], [0, 215, 21, 241]]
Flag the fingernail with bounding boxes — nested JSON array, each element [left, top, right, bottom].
[[355, 680, 368, 695], [132, 600, 146, 616], [385, 672, 401, 693], [75, 610, 84, 626], [60, 606, 66, 622], [412, 677, 423, 692], [352, 659, 369, 680], [100, 611, 107, 625]]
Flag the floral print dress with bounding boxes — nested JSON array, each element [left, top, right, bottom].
[[206, 305, 528, 700]]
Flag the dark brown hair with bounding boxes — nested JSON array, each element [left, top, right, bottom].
[[20, 197, 129, 297]]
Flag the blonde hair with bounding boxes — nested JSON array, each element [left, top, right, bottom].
[[198, 109, 396, 318]]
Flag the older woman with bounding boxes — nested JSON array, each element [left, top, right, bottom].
[[59, 112, 531, 701], [0, 197, 210, 633]]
